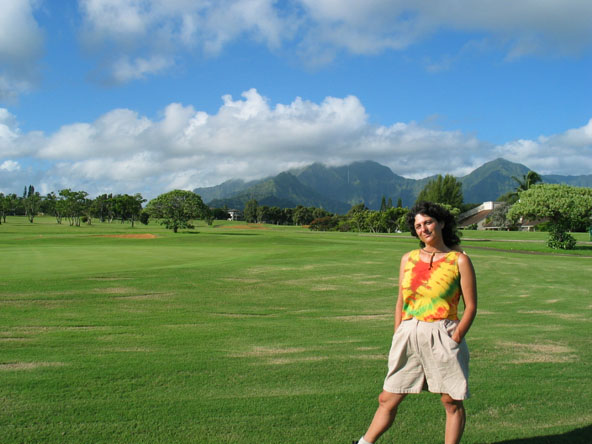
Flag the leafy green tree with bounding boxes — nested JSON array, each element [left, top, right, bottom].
[[145, 190, 207, 233], [24, 191, 42, 223], [347, 202, 367, 216], [5, 193, 20, 217], [42, 192, 63, 224], [54, 194, 67, 224], [244, 199, 258, 223], [309, 216, 339, 231], [266, 206, 285, 225], [203, 206, 214, 226], [312, 207, 331, 220], [59, 189, 89, 226], [91, 194, 115, 222], [140, 211, 150, 225], [380, 196, 387, 212], [211, 208, 230, 220], [397, 213, 410, 232], [365, 211, 384, 233], [283, 208, 294, 225], [257, 205, 271, 224], [115, 194, 146, 227], [293, 206, 315, 226], [23, 185, 42, 222], [360, 207, 409, 233], [347, 203, 368, 232], [0, 193, 14, 223], [508, 184, 592, 249], [416, 174, 463, 208], [0, 193, 5, 224], [352, 210, 369, 232], [383, 207, 408, 233]]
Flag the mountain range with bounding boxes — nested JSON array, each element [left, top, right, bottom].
[[195, 158, 592, 214]]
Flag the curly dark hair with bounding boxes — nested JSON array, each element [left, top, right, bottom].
[[406, 201, 461, 247]]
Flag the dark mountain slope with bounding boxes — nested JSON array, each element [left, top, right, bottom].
[[197, 158, 592, 213]]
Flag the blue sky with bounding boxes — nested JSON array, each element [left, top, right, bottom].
[[1, 0, 591, 199]]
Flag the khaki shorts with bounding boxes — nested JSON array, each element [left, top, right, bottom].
[[383, 318, 470, 400]]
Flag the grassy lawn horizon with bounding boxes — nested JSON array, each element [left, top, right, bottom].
[[1, 217, 591, 443]]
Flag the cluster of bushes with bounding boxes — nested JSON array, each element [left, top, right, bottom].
[[241, 199, 412, 234], [243, 200, 332, 225], [309, 205, 410, 233]]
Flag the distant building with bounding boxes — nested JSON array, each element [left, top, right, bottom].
[[457, 201, 504, 230], [227, 209, 242, 221], [458, 201, 546, 231], [515, 217, 547, 232]]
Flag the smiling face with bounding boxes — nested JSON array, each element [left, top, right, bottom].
[[414, 213, 444, 246]]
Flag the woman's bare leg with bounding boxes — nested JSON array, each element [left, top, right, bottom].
[[441, 394, 465, 444], [362, 391, 406, 443]]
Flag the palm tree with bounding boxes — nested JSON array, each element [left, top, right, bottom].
[[499, 171, 543, 204], [512, 171, 542, 192]]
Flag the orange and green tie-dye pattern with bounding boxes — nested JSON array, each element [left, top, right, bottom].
[[401, 249, 461, 322]]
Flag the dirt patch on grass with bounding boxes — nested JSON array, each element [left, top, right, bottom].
[[266, 356, 328, 365], [8, 326, 109, 335], [0, 362, 66, 371], [101, 347, 153, 353], [233, 346, 306, 358], [98, 234, 157, 239], [213, 312, 278, 318], [221, 277, 262, 284], [324, 339, 363, 344], [350, 354, 385, 360], [100, 287, 137, 295], [497, 340, 578, 364], [477, 310, 496, 315], [114, 292, 175, 301], [311, 284, 340, 291], [519, 309, 588, 321], [331, 314, 391, 322], [224, 225, 269, 230]]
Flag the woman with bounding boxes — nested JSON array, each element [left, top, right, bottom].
[[355, 201, 477, 444]]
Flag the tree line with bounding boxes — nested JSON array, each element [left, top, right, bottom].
[[303, 172, 592, 251], [0, 187, 147, 227], [2, 172, 590, 250]]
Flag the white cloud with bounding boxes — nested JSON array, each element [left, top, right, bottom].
[[0, 108, 22, 155], [0, 0, 44, 100], [111, 55, 173, 84], [1, 90, 591, 199], [297, 0, 592, 59], [75, 0, 592, 82], [0, 159, 20, 172], [495, 118, 592, 175], [78, 0, 292, 83]]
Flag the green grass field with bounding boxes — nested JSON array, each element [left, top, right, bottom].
[[1, 217, 591, 444]]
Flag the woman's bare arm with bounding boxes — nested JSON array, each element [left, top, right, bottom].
[[394, 252, 410, 332], [452, 253, 477, 343]]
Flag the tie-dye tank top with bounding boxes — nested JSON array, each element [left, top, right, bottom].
[[401, 249, 461, 322]]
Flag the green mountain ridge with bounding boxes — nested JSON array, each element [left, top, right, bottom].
[[195, 158, 592, 213], [208, 172, 351, 213], [459, 158, 531, 203]]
